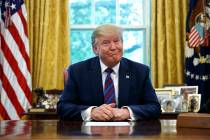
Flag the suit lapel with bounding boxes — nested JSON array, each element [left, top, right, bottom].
[[89, 57, 104, 105], [118, 58, 130, 107]]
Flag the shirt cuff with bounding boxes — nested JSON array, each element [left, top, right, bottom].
[[122, 106, 136, 121], [81, 106, 96, 121]]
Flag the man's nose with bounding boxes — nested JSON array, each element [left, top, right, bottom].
[[110, 41, 117, 49]]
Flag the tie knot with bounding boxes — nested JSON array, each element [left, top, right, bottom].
[[105, 68, 113, 74]]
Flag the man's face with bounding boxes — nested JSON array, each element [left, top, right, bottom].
[[93, 35, 123, 67]]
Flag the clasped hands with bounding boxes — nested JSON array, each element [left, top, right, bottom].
[[91, 103, 130, 121]]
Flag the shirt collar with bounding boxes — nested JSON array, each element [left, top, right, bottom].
[[99, 59, 120, 74]]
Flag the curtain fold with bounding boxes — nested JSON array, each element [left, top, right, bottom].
[[25, 0, 70, 90], [151, 0, 188, 88]]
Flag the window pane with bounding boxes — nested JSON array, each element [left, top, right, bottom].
[[123, 30, 145, 63], [119, 0, 144, 25], [95, 0, 116, 24], [70, 30, 95, 64], [70, 0, 92, 24]]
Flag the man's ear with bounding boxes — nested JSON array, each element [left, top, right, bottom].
[[93, 46, 99, 55]]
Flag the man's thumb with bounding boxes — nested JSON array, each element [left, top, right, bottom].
[[109, 103, 116, 108]]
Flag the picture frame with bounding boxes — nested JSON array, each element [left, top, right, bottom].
[[162, 99, 176, 112], [155, 88, 174, 112], [187, 94, 201, 112], [163, 87, 181, 96], [179, 86, 198, 99], [155, 88, 172, 104]]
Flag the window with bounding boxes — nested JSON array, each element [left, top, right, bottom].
[[69, 0, 151, 65]]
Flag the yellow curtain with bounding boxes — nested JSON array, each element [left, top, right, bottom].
[[25, 0, 70, 90], [151, 0, 188, 88]]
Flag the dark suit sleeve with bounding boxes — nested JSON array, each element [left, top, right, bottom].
[[129, 67, 161, 120], [57, 66, 89, 120]]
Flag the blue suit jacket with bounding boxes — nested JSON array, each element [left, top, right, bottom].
[[57, 57, 161, 120]]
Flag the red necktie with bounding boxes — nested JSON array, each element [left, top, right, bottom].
[[104, 68, 116, 104]]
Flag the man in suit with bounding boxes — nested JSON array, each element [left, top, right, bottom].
[[57, 24, 161, 121]]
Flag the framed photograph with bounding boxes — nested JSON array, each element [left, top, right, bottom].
[[163, 87, 180, 96], [155, 88, 173, 112], [162, 99, 176, 112], [155, 88, 172, 104], [179, 86, 198, 100], [187, 94, 201, 112]]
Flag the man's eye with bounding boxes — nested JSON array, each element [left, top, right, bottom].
[[102, 41, 110, 45]]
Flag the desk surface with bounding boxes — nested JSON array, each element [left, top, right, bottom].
[[0, 120, 210, 140], [24, 112, 179, 120]]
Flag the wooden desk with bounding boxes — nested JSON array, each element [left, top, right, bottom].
[[0, 120, 210, 140], [160, 112, 179, 119], [24, 112, 179, 120], [24, 112, 58, 120]]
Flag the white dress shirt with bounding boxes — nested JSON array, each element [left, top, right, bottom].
[[81, 59, 136, 121]]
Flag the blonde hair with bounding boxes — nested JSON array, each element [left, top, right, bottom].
[[91, 24, 123, 48]]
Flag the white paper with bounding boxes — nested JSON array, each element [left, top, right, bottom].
[[84, 121, 130, 126]]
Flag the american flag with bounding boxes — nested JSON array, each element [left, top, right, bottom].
[[185, 0, 210, 112], [0, 0, 32, 120], [188, 23, 205, 48]]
